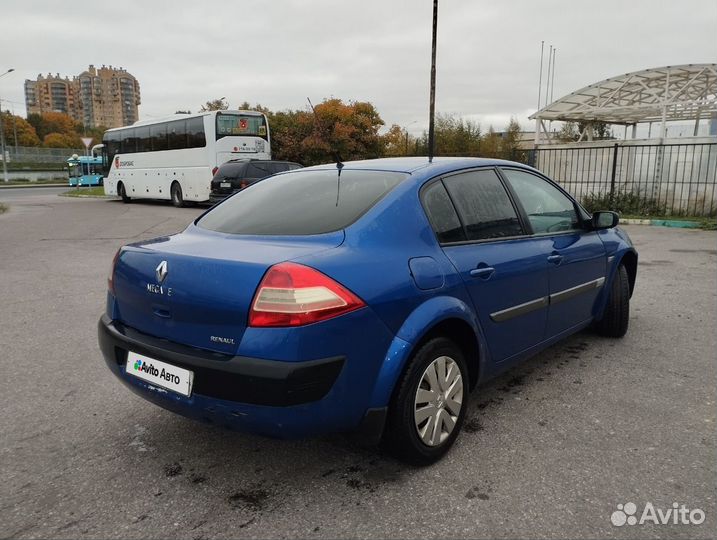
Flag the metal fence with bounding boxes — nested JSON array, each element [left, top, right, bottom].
[[2, 145, 84, 165], [530, 142, 717, 217]]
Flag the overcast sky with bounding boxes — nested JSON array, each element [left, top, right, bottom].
[[1, 0, 716, 135]]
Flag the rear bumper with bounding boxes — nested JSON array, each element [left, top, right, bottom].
[[208, 192, 233, 204], [97, 315, 386, 440]]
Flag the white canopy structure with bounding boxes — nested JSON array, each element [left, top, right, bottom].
[[530, 63, 717, 144]]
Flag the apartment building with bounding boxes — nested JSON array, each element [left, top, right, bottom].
[[24, 65, 141, 129]]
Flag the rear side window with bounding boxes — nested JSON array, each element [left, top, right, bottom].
[[198, 170, 407, 235], [443, 169, 523, 241], [246, 162, 276, 178], [422, 182, 466, 243]]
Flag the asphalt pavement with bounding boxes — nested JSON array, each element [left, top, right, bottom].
[[0, 185, 68, 201], [0, 192, 715, 539]]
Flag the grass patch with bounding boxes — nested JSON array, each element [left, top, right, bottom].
[[60, 187, 107, 198], [697, 219, 717, 231], [0, 203, 7, 214]]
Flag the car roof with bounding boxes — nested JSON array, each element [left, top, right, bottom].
[[301, 156, 538, 180]]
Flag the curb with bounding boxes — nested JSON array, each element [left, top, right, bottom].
[[58, 193, 109, 199], [621, 218, 703, 229]]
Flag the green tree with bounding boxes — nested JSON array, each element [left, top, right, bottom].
[[200, 98, 229, 111], [500, 117, 522, 160], [560, 120, 614, 141], [481, 126, 501, 158], [578, 120, 612, 140], [416, 113, 481, 156]]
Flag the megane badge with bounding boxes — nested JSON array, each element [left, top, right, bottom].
[[156, 261, 168, 284]]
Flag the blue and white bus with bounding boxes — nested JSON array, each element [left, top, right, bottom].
[[68, 152, 104, 186], [102, 110, 271, 206]]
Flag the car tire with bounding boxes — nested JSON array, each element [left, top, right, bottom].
[[595, 263, 630, 338], [171, 182, 185, 208], [384, 336, 469, 465], [118, 182, 131, 203]]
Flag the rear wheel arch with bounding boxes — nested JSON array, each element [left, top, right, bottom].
[[408, 318, 481, 391]]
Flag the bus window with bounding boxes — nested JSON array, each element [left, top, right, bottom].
[[168, 120, 187, 150], [121, 129, 137, 154], [187, 117, 206, 148], [104, 131, 120, 159], [151, 124, 167, 151], [136, 127, 151, 153]]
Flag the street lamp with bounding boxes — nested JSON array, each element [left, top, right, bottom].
[[0, 68, 16, 182]]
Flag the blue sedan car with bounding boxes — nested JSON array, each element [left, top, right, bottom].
[[99, 157, 637, 464]]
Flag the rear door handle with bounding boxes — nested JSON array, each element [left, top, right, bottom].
[[470, 266, 495, 279], [547, 254, 564, 265]]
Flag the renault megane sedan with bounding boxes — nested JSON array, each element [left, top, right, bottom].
[[98, 157, 637, 464]]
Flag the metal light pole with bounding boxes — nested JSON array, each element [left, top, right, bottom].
[[0, 68, 16, 183], [427, 0, 438, 162]]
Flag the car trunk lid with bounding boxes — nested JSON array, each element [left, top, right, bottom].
[[112, 226, 344, 355]]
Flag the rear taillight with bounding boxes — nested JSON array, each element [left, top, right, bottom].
[[249, 262, 365, 327], [212, 166, 219, 176], [239, 180, 248, 189], [108, 248, 121, 294]]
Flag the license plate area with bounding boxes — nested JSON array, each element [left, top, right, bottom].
[[220, 182, 231, 188], [126, 351, 194, 397]]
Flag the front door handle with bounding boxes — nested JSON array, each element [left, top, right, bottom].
[[547, 253, 563, 265], [470, 266, 495, 279]]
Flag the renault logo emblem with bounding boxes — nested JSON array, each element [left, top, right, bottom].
[[156, 261, 168, 284]]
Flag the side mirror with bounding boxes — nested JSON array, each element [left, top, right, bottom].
[[592, 211, 619, 230]]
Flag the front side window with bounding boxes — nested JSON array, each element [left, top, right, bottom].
[[198, 170, 406, 235], [442, 169, 523, 241], [501, 169, 580, 234]]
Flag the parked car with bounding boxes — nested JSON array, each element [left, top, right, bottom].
[[99, 157, 637, 464], [209, 159, 302, 204]]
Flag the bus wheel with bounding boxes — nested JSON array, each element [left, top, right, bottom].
[[118, 182, 131, 203], [171, 182, 185, 208]]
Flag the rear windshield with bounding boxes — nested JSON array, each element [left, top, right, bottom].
[[198, 169, 407, 235], [215, 161, 302, 180], [216, 113, 267, 140]]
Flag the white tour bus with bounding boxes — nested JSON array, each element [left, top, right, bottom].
[[102, 110, 270, 206]]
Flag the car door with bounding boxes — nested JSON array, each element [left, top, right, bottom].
[[500, 168, 607, 338], [422, 168, 551, 363]]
